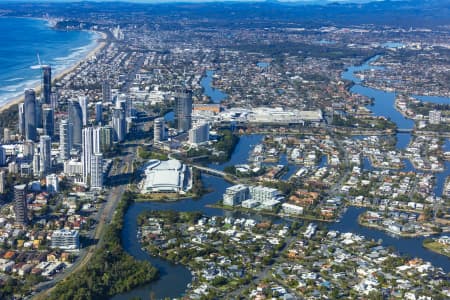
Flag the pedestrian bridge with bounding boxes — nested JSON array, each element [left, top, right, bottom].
[[396, 128, 413, 133], [191, 165, 227, 177]]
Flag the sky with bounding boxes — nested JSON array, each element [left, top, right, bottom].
[[0, 0, 386, 3]]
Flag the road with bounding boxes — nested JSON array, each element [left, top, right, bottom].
[[33, 146, 136, 300]]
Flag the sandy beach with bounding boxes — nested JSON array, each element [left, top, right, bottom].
[[0, 30, 108, 114]]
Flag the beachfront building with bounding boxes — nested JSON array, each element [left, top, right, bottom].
[[140, 159, 190, 193], [24, 89, 37, 141]]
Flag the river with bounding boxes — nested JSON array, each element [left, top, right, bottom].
[[116, 58, 450, 299]]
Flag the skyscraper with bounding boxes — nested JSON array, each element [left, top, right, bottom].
[[14, 184, 27, 226], [68, 99, 83, 148], [82, 127, 102, 189], [42, 65, 52, 105], [39, 135, 52, 177], [18, 103, 25, 137], [0, 171, 5, 194], [99, 125, 113, 153], [153, 117, 165, 143], [112, 108, 126, 142], [82, 127, 94, 183], [3, 128, 10, 143], [79, 96, 89, 126], [50, 91, 58, 110], [175, 89, 192, 132], [90, 153, 103, 189], [188, 122, 210, 145], [42, 105, 54, 138], [24, 89, 37, 141], [117, 94, 132, 118], [95, 101, 103, 124], [93, 127, 101, 154], [32, 152, 40, 177], [23, 140, 35, 161], [102, 80, 111, 103], [59, 119, 71, 160], [0, 147, 5, 166]]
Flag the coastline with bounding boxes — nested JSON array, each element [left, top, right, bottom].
[[0, 29, 107, 114]]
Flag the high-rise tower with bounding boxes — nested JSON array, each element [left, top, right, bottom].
[[39, 135, 52, 177], [68, 99, 83, 148], [79, 96, 89, 126], [90, 153, 103, 190], [102, 81, 111, 103], [18, 103, 25, 137], [14, 184, 27, 226], [24, 89, 37, 141], [112, 108, 126, 142], [42, 105, 54, 138], [82, 127, 93, 183], [82, 127, 102, 189], [175, 89, 192, 132], [59, 119, 71, 160], [42, 65, 52, 105], [153, 117, 165, 143], [95, 102, 102, 124]]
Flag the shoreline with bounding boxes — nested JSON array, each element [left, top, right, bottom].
[[423, 240, 450, 258], [0, 27, 107, 114]]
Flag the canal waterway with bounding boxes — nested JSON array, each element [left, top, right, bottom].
[[199, 70, 227, 103], [343, 55, 450, 197], [118, 56, 450, 298]]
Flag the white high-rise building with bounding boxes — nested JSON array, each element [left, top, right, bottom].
[[0, 170, 5, 194], [188, 122, 209, 145], [112, 108, 126, 142], [82, 127, 103, 189], [59, 119, 71, 160], [82, 127, 94, 183], [39, 135, 52, 177], [90, 153, 103, 189], [3, 128, 10, 143], [32, 152, 40, 177], [153, 117, 165, 143], [93, 127, 102, 154], [429, 110, 441, 125], [46, 174, 59, 193], [79, 96, 89, 126], [18, 103, 25, 136]]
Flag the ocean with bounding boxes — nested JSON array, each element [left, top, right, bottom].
[[0, 17, 98, 106]]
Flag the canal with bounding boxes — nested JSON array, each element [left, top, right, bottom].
[[115, 57, 450, 299]]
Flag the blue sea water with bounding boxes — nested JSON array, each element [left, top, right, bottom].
[[0, 17, 98, 105]]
